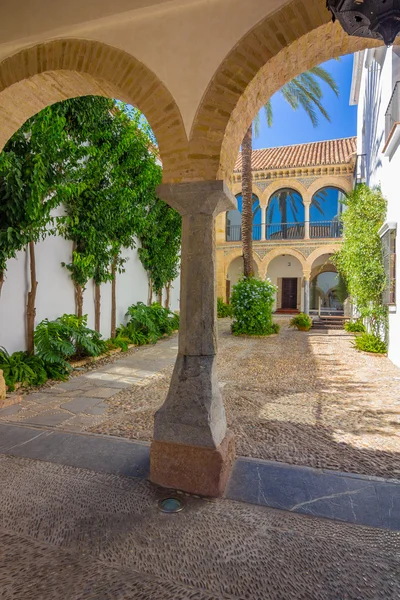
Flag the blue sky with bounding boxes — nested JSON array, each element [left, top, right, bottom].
[[253, 54, 356, 149]]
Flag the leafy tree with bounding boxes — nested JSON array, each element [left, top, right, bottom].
[[137, 197, 181, 309], [57, 99, 161, 337], [0, 107, 69, 352], [241, 66, 339, 276], [333, 184, 387, 335]]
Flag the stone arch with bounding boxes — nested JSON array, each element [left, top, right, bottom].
[[262, 247, 307, 279], [225, 248, 262, 278], [0, 39, 188, 183], [311, 264, 337, 281], [307, 245, 341, 271], [190, 0, 383, 182], [308, 177, 353, 198], [262, 180, 308, 207]]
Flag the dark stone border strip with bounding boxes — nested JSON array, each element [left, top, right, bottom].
[[226, 457, 400, 531], [0, 422, 398, 531], [0, 422, 150, 479]]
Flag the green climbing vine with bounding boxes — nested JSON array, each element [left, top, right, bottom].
[[332, 184, 387, 336]]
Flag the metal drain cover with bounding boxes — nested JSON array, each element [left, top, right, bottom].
[[158, 497, 185, 513]]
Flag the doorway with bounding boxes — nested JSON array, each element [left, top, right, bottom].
[[282, 278, 298, 310]]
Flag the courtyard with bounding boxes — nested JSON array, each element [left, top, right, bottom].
[[2, 320, 400, 481]]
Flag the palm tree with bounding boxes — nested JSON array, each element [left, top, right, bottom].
[[241, 66, 339, 276]]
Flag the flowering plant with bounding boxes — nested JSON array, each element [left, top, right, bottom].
[[231, 277, 278, 336]]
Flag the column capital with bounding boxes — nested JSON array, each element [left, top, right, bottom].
[[157, 180, 237, 216], [303, 270, 311, 281]]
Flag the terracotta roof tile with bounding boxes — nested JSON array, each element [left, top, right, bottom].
[[234, 137, 357, 172]]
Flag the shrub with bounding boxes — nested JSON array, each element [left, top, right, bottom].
[[124, 302, 179, 344], [231, 277, 277, 336], [289, 313, 313, 331], [105, 336, 131, 353], [344, 319, 366, 333], [217, 297, 233, 318], [0, 348, 67, 391], [34, 314, 107, 368], [0, 348, 43, 391], [354, 333, 387, 354]]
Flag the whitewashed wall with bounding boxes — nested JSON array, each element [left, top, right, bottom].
[[354, 48, 400, 367], [0, 232, 180, 354]]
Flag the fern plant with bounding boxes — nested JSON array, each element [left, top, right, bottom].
[[34, 314, 107, 368], [0, 348, 51, 390], [125, 302, 160, 343]]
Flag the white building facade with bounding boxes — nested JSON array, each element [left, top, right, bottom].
[[0, 211, 180, 354], [351, 48, 400, 367]]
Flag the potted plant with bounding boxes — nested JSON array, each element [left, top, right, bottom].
[[289, 313, 313, 331]]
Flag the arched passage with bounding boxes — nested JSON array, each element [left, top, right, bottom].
[[190, 0, 383, 182], [0, 39, 188, 183], [308, 251, 343, 312], [266, 253, 305, 313]]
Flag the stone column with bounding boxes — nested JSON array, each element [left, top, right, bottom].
[[261, 206, 266, 241], [303, 272, 311, 315], [304, 202, 310, 240], [150, 181, 237, 497]]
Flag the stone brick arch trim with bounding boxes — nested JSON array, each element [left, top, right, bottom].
[[230, 182, 261, 200], [262, 179, 308, 208], [307, 245, 341, 270], [308, 176, 353, 198], [0, 39, 188, 182], [311, 264, 338, 281], [190, 0, 382, 182]]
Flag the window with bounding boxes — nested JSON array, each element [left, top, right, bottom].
[[381, 224, 397, 306]]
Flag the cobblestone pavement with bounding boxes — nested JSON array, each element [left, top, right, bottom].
[[2, 320, 400, 479], [0, 453, 399, 599]]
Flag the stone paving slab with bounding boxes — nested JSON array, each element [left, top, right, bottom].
[[0, 454, 399, 600], [22, 411, 73, 427], [0, 421, 399, 531], [0, 404, 22, 417], [60, 396, 104, 414]]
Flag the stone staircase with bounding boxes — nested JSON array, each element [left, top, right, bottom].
[[311, 315, 348, 331]]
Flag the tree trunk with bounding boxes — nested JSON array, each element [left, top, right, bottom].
[[111, 258, 117, 338], [75, 284, 84, 318], [165, 282, 171, 310], [0, 271, 4, 297], [95, 284, 101, 333], [157, 289, 162, 305], [241, 124, 253, 277], [147, 277, 153, 305], [26, 241, 38, 354]]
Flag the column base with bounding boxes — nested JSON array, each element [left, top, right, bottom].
[[150, 431, 235, 497]]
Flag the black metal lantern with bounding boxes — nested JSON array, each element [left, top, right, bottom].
[[326, 1, 400, 46]]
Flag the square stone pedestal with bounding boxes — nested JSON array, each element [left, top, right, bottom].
[[150, 431, 235, 497]]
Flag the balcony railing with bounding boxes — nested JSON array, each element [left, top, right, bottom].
[[226, 221, 342, 241], [310, 220, 342, 239], [226, 225, 242, 241], [267, 222, 304, 240], [385, 81, 400, 147]]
